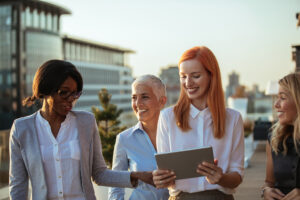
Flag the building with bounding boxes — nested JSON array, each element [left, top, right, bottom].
[[63, 35, 134, 113], [159, 65, 180, 106], [292, 13, 300, 72], [292, 45, 300, 72], [225, 71, 240, 101], [0, 0, 135, 130], [0, 0, 70, 129]]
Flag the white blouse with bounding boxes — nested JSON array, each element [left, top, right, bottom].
[[36, 111, 85, 200], [156, 104, 244, 196]]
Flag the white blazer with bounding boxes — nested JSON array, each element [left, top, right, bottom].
[[9, 110, 133, 200]]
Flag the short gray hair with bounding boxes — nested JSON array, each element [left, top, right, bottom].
[[132, 74, 166, 100]]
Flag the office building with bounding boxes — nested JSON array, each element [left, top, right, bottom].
[[0, 0, 70, 129], [0, 0, 135, 129], [225, 71, 240, 100], [63, 35, 134, 112], [159, 65, 180, 106], [292, 45, 300, 72]]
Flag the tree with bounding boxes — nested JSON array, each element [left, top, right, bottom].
[[91, 88, 126, 168]]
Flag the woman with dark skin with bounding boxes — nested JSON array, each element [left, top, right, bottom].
[[9, 59, 152, 200]]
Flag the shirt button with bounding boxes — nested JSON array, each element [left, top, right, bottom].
[[59, 191, 62, 194], [58, 176, 61, 178], [56, 158, 60, 161]]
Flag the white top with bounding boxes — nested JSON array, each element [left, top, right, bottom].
[[156, 104, 244, 196], [36, 111, 85, 200]]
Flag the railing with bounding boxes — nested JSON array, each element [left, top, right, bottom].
[[0, 129, 9, 188]]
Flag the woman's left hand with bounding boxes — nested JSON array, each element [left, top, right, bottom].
[[197, 159, 223, 184], [282, 188, 300, 200]]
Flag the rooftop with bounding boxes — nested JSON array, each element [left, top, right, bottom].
[[63, 35, 135, 53], [0, 0, 71, 15]]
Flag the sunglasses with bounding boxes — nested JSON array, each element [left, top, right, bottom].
[[57, 89, 82, 99]]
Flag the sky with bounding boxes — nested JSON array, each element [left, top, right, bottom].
[[46, 0, 300, 91]]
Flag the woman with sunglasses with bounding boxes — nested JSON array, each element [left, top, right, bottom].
[[9, 60, 152, 200]]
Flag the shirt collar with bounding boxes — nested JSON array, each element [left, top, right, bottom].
[[37, 110, 73, 127], [189, 103, 210, 119], [131, 121, 145, 135]]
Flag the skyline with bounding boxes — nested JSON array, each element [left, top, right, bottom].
[[46, 0, 300, 91]]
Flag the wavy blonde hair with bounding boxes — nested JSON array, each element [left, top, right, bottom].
[[271, 73, 300, 154], [174, 46, 226, 138]]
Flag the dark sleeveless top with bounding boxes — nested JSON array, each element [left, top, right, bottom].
[[268, 134, 300, 194]]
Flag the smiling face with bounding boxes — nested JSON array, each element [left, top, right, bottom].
[[44, 76, 78, 117], [131, 83, 162, 124], [274, 85, 297, 125], [179, 58, 211, 110]]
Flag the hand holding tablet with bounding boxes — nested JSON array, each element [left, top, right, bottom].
[[155, 146, 214, 180]]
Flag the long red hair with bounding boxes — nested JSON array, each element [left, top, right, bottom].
[[174, 46, 226, 138]]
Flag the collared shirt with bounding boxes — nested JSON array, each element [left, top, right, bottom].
[[36, 111, 85, 200], [157, 104, 244, 196], [108, 122, 169, 200]]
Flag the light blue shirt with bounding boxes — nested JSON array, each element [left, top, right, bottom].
[[108, 122, 169, 200]]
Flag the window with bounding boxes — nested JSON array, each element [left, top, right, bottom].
[[33, 9, 38, 28], [25, 7, 31, 27], [52, 14, 57, 32], [46, 13, 52, 31], [12, 6, 17, 26], [40, 11, 45, 29]]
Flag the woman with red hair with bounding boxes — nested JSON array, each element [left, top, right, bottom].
[[153, 46, 244, 200]]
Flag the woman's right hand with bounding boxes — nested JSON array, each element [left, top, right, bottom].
[[152, 169, 176, 189], [263, 187, 285, 200]]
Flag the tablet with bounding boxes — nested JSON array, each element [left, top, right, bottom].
[[155, 146, 214, 180]]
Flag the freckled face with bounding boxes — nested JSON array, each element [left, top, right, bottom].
[[274, 86, 297, 125], [131, 84, 161, 124], [179, 59, 211, 109]]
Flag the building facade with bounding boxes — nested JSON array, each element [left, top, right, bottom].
[[292, 45, 300, 72], [0, 0, 135, 130], [0, 0, 70, 129], [225, 71, 240, 101], [63, 36, 134, 113], [159, 65, 180, 106]]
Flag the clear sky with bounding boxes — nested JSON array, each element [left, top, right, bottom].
[[47, 0, 300, 91]]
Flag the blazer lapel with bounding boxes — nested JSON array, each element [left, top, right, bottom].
[[27, 113, 46, 176], [74, 112, 90, 192], [23, 112, 47, 197], [76, 113, 90, 159]]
